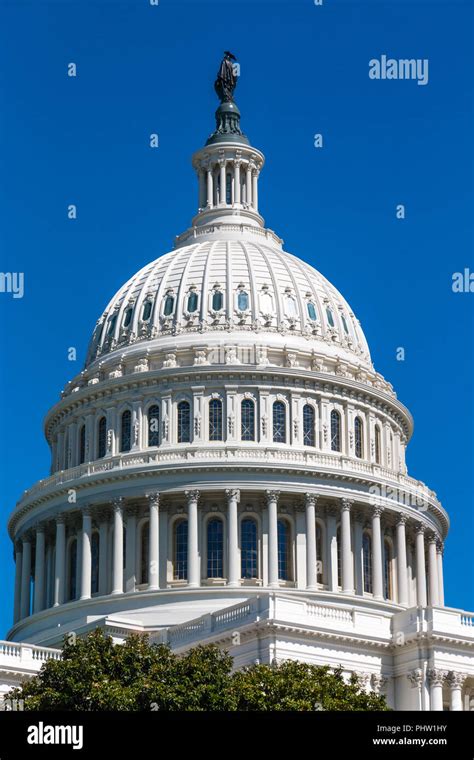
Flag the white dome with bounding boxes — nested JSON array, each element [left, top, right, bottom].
[[86, 237, 372, 370]]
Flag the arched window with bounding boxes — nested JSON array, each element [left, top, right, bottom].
[[375, 426, 381, 464], [277, 520, 292, 581], [163, 295, 174, 317], [337, 526, 342, 587], [177, 401, 191, 443], [79, 424, 86, 464], [241, 399, 255, 441], [354, 416, 363, 459], [212, 290, 223, 311], [148, 404, 160, 447], [384, 540, 393, 600], [363, 533, 372, 593], [142, 300, 153, 321], [68, 539, 77, 601], [123, 306, 133, 328], [209, 399, 223, 441], [207, 519, 224, 578], [273, 401, 286, 443], [331, 410, 341, 452], [174, 520, 188, 580], [326, 308, 335, 327], [307, 302, 317, 321], [237, 290, 249, 310], [97, 416, 106, 459], [121, 410, 132, 452], [241, 519, 258, 579], [91, 532, 100, 595], [187, 291, 199, 313], [303, 404, 316, 446], [140, 522, 149, 585]]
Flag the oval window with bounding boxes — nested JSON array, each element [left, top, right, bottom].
[[142, 300, 152, 321], [326, 308, 335, 327], [163, 295, 174, 316], [187, 291, 198, 313], [212, 291, 223, 311], [238, 291, 249, 310], [307, 302, 317, 321]]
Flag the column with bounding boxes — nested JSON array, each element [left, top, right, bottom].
[[326, 506, 338, 592], [219, 161, 226, 205], [79, 508, 92, 600], [54, 516, 66, 606], [246, 164, 252, 206], [68, 421, 77, 467], [427, 669, 445, 711], [98, 516, 109, 595], [105, 408, 116, 456], [252, 169, 258, 212], [226, 489, 240, 587], [206, 166, 213, 208], [198, 168, 206, 209], [148, 493, 160, 591], [415, 525, 427, 607], [20, 535, 32, 618], [234, 162, 241, 204], [341, 499, 353, 594], [447, 673, 465, 711], [427, 532, 439, 606], [371, 506, 384, 600], [13, 541, 22, 624], [353, 512, 364, 596], [159, 505, 169, 588], [125, 507, 137, 593], [111, 498, 124, 595], [305, 493, 318, 590], [437, 542, 445, 606], [33, 525, 46, 614], [186, 490, 200, 588], [266, 490, 280, 588], [396, 515, 409, 606]]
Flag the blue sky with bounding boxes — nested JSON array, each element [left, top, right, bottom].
[[0, 0, 472, 636]]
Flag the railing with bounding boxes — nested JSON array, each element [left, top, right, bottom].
[[306, 602, 354, 624], [0, 641, 61, 666], [460, 613, 474, 627], [167, 599, 258, 648]]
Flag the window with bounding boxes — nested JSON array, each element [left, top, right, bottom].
[[363, 533, 372, 593], [273, 401, 286, 443], [237, 290, 249, 310], [241, 399, 255, 441], [330, 410, 341, 452], [307, 302, 317, 321], [123, 306, 133, 328], [241, 519, 258, 579], [91, 533, 100, 595], [209, 398, 223, 441], [285, 295, 297, 317], [148, 404, 160, 447], [121, 410, 132, 452], [187, 291, 199, 313], [177, 401, 191, 443], [326, 308, 335, 327], [212, 290, 223, 311], [79, 424, 86, 464], [226, 173, 232, 204], [97, 416, 106, 459], [68, 540, 77, 601], [140, 522, 149, 584], [107, 313, 117, 336], [303, 404, 316, 446], [174, 520, 188, 580], [354, 416, 363, 459], [375, 426, 381, 464], [142, 300, 152, 321], [277, 520, 291, 581], [341, 315, 349, 334], [207, 519, 224, 578], [384, 540, 392, 600], [163, 295, 174, 317]]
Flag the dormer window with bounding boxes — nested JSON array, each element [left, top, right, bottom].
[[326, 308, 335, 327], [187, 290, 199, 313], [237, 290, 249, 310], [341, 315, 349, 334], [163, 294, 175, 316], [307, 302, 317, 321], [123, 306, 133, 328], [212, 290, 223, 311], [107, 313, 118, 336], [142, 300, 153, 321]]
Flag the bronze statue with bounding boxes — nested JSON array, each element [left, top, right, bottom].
[[214, 51, 237, 103]]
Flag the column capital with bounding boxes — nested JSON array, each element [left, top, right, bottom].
[[396, 513, 408, 526], [407, 669, 423, 689], [56, 513, 67, 525], [371, 674, 388, 693], [446, 671, 466, 689], [426, 530, 438, 545], [226, 489, 240, 503], [34, 521, 47, 535], [146, 492, 160, 509], [14, 539, 23, 553], [370, 504, 384, 518], [304, 493, 319, 509], [111, 497, 124, 513], [341, 498, 353, 512], [415, 522, 426, 535], [185, 489, 200, 504], [436, 540, 444, 554], [427, 668, 447, 687], [21, 530, 34, 544], [81, 505, 93, 519], [265, 490, 280, 505]]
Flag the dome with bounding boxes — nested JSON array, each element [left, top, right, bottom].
[[85, 238, 372, 371]]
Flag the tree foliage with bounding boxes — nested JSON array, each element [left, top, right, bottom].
[[8, 629, 389, 711]]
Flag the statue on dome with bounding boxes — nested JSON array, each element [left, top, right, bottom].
[[214, 51, 238, 102]]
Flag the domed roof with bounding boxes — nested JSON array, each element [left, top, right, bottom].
[[85, 238, 372, 370]]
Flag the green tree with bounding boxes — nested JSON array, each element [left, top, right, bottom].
[[8, 629, 389, 711]]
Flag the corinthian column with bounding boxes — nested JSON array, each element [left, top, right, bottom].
[[396, 515, 408, 606], [437, 541, 445, 606], [54, 515, 66, 607], [341, 499, 353, 594], [33, 525, 46, 614], [13, 541, 22, 624], [148, 493, 160, 590], [266, 490, 280, 588], [305, 493, 318, 590], [415, 524, 427, 607], [226, 489, 240, 587], [111, 498, 124, 595], [447, 672, 465, 711], [427, 532, 439, 606], [427, 669, 446, 711], [20, 534, 32, 619], [80, 507, 92, 600], [185, 490, 200, 588], [371, 506, 384, 600]]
